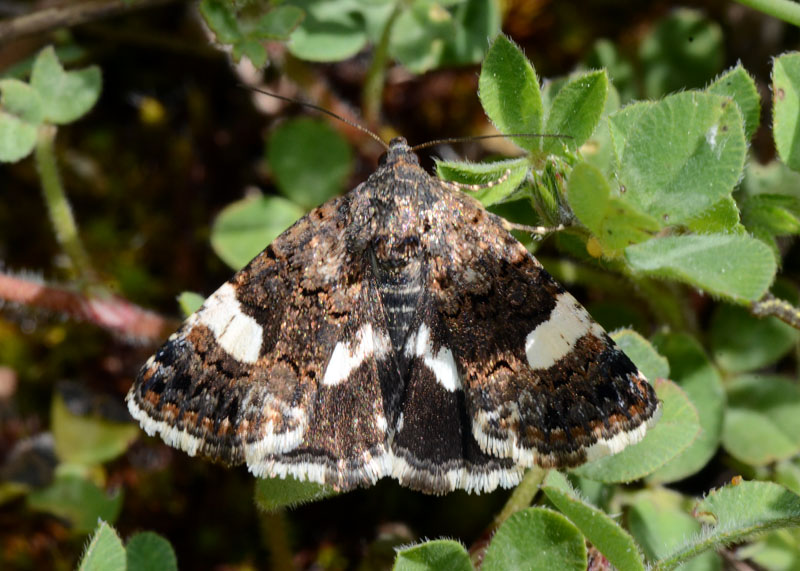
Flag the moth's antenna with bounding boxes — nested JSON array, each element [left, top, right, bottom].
[[411, 133, 572, 152], [242, 85, 389, 151]]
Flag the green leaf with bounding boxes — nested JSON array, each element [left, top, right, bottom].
[[482, 507, 586, 571], [479, 35, 543, 152], [253, 6, 305, 40], [629, 488, 721, 571], [616, 91, 746, 224], [440, 0, 500, 68], [392, 539, 472, 571], [736, 528, 800, 571], [199, 0, 242, 43], [580, 84, 621, 175], [210, 195, 305, 271], [573, 379, 700, 483], [542, 471, 646, 571], [639, 8, 723, 99], [30, 46, 101, 125], [567, 161, 606, 230], [542, 70, 608, 155], [0, 76, 42, 162], [776, 459, 800, 496], [742, 159, 800, 197], [710, 303, 798, 373], [27, 474, 123, 533], [773, 52, 800, 171], [51, 391, 138, 466], [656, 481, 800, 570], [177, 291, 205, 317], [0, 78, 44, 124], [610, 329, 669, 381], [435, 157, 528, 206], [288, 0, 376, 62], [389, 5, 449, 74], [78, 521, 125, 571], [233, 39, 267, 68], [607, 100, 651, 167], [0, 112, 37, 162], [685, 196, 743, 234], [742, 194, 800, 246], [567, 161, 659, 256], [698, 480, 800, 533], [391, 0, 498, 74], [707, 64, 761, 140], [126, 532, 178, 571], [199, 2, 304, 67], [722, 375, 800, 466], [267, 117, 352, 208], [254, 476, 337, 512], [648, 333, 725, 483], [625, 234, 776, 303]]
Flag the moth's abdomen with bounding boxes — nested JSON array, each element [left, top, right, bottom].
[[372, 233, 425, 357]]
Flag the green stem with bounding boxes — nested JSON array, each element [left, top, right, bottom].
[[469, 468, 546, 567], [35, 124, 95, 284], [733, 0, 800, 27], [362, 1, 402, 125], [492, 467, 546, 530]]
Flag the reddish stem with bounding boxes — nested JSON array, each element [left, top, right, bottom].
[[0, 272, 178, 342]]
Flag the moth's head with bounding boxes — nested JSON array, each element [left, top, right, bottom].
[[379, 137, 418, 167]]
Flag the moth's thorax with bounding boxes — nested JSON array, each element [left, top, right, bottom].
[[368, 148, 437, 273], [366, 140, 444, 354], [371, 194, 426, 355]]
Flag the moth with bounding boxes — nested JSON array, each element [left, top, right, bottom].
[[127, 136, 661, 495]]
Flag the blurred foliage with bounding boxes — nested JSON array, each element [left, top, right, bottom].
[[77, 521, 177, 571], [4, 1, 800, 570]]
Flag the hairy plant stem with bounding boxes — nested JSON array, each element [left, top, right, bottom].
[[35, 125, 96, 285], [733, 0, 800, 27], [493, 467, 546, 529], [362, 1, 402, 126], [751, 292, 800, 330], [469, 468, 546, 567], [653, 532, 734, 571]]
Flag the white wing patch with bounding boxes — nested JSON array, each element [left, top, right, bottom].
[[405, 323, 461, 392], [525, 292, 605, 370], [195, 283, 263, 364], [322, 323, 391, 386]]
